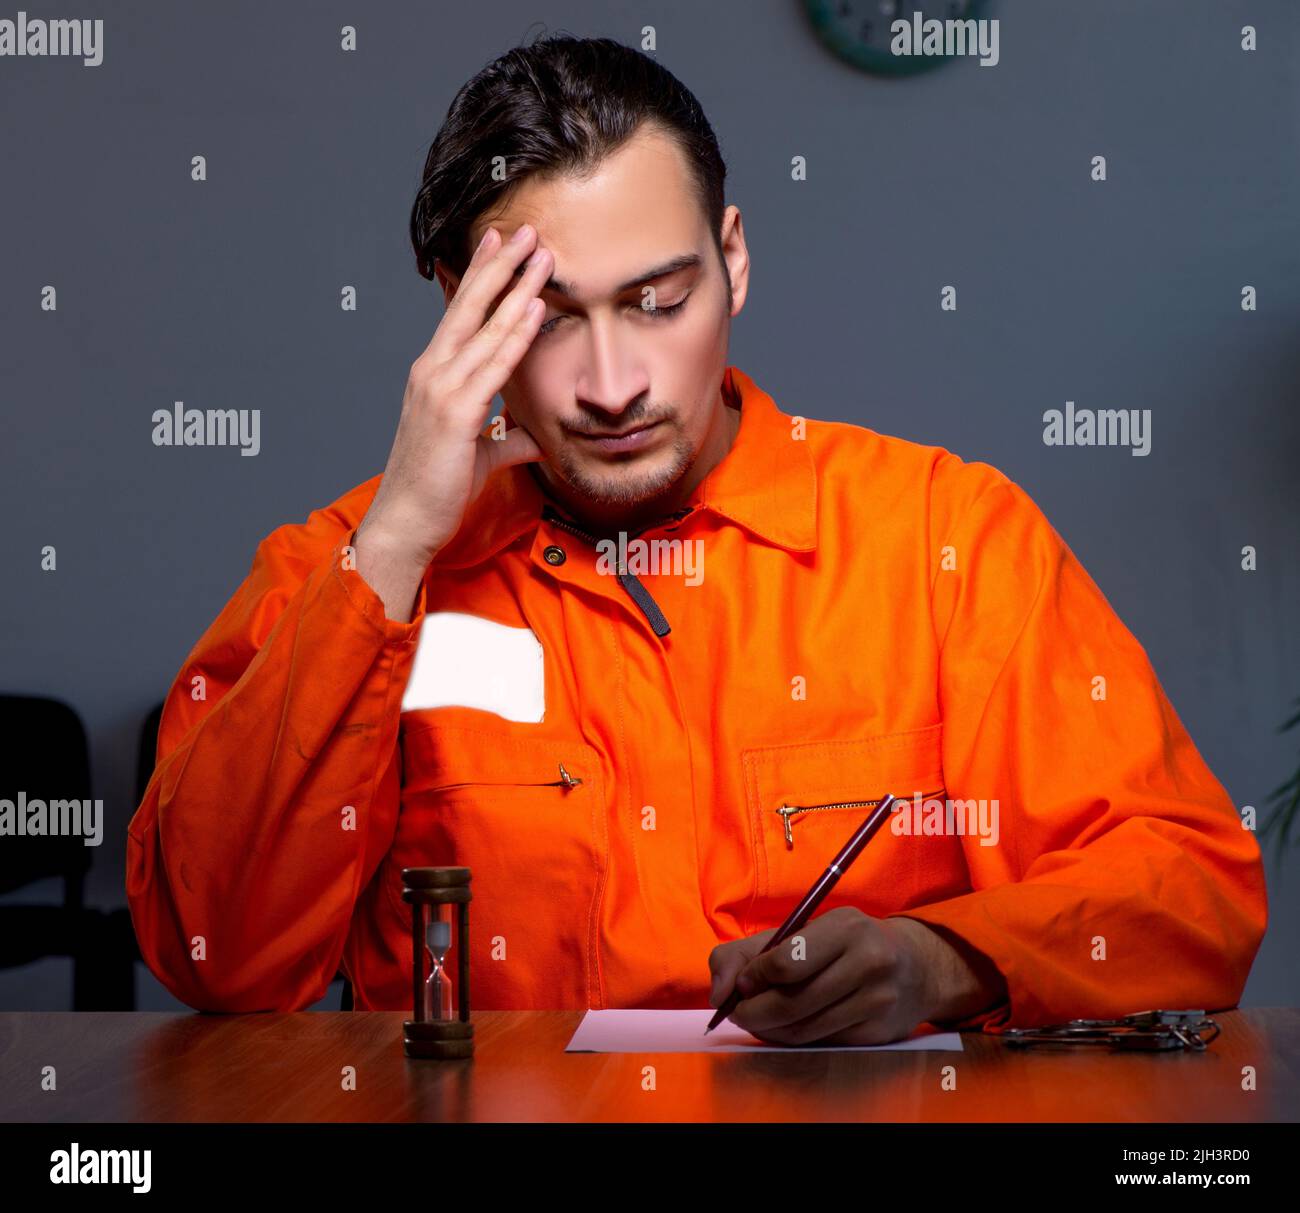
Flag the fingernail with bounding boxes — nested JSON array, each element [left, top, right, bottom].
[[510, 224, 532, 244], [736, 973, 754, 997]]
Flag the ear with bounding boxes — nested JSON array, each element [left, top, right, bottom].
[[433, 260, 462, 309]]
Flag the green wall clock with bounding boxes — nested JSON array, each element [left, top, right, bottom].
[[802, 0, 991, 76]]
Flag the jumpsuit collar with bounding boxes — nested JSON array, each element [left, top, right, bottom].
[[430, 365, 818, 571]]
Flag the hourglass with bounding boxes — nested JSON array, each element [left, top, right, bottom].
[[401, 867, 474, 1059]]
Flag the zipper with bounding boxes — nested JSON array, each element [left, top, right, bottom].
[[436, 761, 584, 792], [541, 503, 694, 638], [776, 787, 946, 849]]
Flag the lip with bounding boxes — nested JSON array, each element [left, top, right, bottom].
[[577, 420, 663, 453]]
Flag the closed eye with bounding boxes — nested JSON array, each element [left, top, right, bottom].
[[642, 297, 688, 320], [538, 294, 690, 337]]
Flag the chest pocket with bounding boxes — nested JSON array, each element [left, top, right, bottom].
[[740, 723, 964, 927], [386, 721, 606, 1009]]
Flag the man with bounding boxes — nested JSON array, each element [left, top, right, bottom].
[[127, 35, 1267, 1045]]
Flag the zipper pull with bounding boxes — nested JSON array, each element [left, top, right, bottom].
[[775, 788, 946, 851], [557, 762, 583, 788]]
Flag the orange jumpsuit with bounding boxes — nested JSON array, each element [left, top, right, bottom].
[[125, 365, 1268, 1031]]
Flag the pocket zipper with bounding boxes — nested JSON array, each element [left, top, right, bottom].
[[776, 787, 946, 850], [436, 761, 584, 792]]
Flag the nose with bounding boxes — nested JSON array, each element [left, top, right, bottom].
[[574, 313, 649, 424]]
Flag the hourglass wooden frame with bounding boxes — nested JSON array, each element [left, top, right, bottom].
[[401, 866, 474, 1059]]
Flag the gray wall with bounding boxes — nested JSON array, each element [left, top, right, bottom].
[[1, 0, 1296, 1012]]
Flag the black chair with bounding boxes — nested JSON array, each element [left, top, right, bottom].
[[135, 700, 165, 807], [138, 698, 356, 1011], [0, 695, 137, 1009]]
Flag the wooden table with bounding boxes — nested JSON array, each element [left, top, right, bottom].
[[1, 1008, 1295, 1122]]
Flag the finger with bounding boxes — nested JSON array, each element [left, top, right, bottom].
[[728, 950, 868, 1036], [708, 929, 777, 982], [420, 225, 501, 359], [432, 223, 541, 358], [738, 918, 851, 998], [457, 293, 548, 414], [446, 244, 553, 386], [708, 929, 777, 1008], [742, 982, 900, 1047]]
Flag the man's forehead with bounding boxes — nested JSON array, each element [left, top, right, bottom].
[[472, 197, 703, 294], [474, 183, 707, 304], [469, 130, 704, 295]]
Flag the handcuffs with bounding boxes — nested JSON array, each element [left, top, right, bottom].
[[1002, 1009, 1221, 1051]]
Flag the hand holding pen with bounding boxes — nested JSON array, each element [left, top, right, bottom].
[[706, 793, 944, 1044]]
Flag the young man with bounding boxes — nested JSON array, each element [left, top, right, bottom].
[[127, 35, 1267, 1045]]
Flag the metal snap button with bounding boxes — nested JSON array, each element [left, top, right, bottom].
[[543, 545, 566, 566]]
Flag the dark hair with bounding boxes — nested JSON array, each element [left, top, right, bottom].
[[409, 33, 729, 292]]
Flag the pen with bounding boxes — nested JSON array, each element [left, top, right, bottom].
[[704, 792, 900, 1034]]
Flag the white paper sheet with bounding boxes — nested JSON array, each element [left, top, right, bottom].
[[565, 1009, 965, 1053]]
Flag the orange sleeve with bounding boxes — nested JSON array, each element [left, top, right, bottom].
[[888, 462, 1268, 1033], [126, 491, 427, 1011]]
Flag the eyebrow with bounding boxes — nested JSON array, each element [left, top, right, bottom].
[[510, 252, 703, 300]]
